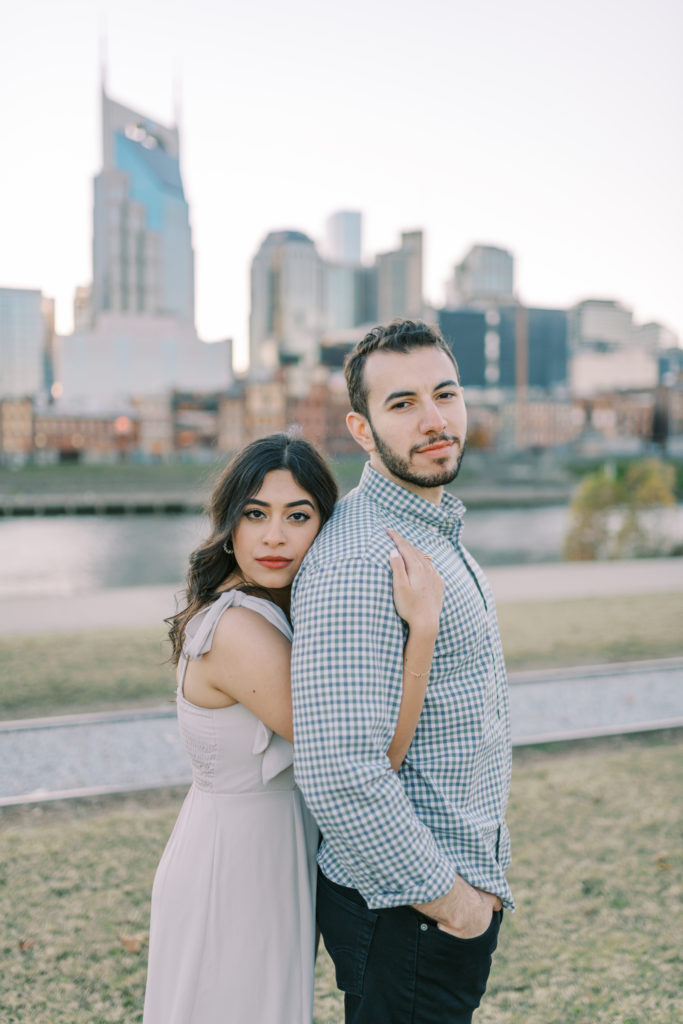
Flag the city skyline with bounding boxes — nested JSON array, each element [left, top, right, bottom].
[[2, 0, 682, 368]]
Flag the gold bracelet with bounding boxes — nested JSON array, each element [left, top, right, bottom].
[[404, 665, 430, 679]]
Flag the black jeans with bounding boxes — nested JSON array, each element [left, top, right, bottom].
[[317, 869, 502, 1024]]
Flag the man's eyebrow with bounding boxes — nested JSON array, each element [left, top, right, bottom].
[[383, 390, 416, 406], [383, 380, 459, 406]]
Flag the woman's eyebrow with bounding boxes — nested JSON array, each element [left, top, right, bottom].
[[245, 498, 315, 509]]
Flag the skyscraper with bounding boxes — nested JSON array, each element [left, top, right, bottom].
[[59, 85, 230, 405], [568, 299, 633, 350], [324, 211, 362, 266], [0, 288, 54, 399], [90, 88, 195, 325], [448, 245, 515, 309], [322, 211, 363, 332], [249, 230, 324, 371], [376, 230, 423, 323]]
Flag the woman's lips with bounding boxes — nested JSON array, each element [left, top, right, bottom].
[[256, 558, 293, 569]]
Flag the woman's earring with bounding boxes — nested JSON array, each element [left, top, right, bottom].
[[223, 540, 234, 556]]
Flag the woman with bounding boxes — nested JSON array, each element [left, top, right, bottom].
[[143, 433, 443, 1024]]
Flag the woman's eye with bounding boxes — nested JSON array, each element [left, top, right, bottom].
[[289, 512, 311, 522], [244, 508, 265, 520]]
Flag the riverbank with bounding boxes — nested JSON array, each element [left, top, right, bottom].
[[0, 480, 575, 516], [0, 453, 577, 515], [0, 483, 575, 516]]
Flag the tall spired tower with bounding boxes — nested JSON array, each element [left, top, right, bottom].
[[60, 83, 231, 405], [91, 87, 195, 325]]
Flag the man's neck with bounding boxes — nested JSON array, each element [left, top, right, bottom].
[[368, 456, 444, 506]]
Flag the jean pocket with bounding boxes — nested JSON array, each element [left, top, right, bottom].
[[317, 875, 378, 997], [433, 907, 501, 946]]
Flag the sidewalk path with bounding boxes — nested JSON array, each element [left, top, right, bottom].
[[488, 557, 683, 604], [1, 659, 681, 806], [2, 558, 682, 636]]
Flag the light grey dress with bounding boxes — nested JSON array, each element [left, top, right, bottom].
[[143, 591, 318, 1024]]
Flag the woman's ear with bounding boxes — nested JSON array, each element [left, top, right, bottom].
[[346, 411, 375, 454]]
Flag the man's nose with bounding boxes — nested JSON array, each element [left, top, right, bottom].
[[420, 400, 447, 433]]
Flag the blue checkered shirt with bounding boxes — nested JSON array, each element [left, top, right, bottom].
[[291, 463, 513, 911]]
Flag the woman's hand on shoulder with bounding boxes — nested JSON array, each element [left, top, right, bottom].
[[388, 529, 444, 637]]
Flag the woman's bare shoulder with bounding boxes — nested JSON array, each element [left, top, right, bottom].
[[210, 604, 290, 657], [187, 601, 293, 724]]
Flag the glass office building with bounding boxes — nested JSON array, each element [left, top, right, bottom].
[[92, 89, 195, 325]]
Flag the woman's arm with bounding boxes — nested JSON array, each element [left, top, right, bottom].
[[184, 607, 294, 741], [386, 530, 444, 771]]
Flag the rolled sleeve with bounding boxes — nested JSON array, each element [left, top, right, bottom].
[[291, 558, 456, 908]]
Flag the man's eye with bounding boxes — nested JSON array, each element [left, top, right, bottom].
[[390, 401, 411, 411], [437, 391, 458, 400]]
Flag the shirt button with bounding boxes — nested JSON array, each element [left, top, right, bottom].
[[420, 923, 428, 931]]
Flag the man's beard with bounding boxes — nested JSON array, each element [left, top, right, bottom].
[[369, 422, 466, 490]]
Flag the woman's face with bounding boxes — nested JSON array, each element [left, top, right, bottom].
[[231, 469, 322, 591]]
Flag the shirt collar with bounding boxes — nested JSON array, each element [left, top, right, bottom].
[[357, 462, 466, 535]]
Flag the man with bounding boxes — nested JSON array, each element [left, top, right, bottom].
[[291, 320, 513, 1024]]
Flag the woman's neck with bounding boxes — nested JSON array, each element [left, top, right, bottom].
[[218, 574, 291, 618]]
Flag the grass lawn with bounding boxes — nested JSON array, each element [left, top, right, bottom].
[[498, 590, 683, 670], [0, 628, 174, 719], [0, 731, 680, 1023], [1, 592, 682, 720]]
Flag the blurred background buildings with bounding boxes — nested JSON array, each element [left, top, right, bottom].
[[1, 82, 681, 467]]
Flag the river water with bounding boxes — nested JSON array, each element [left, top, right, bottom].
[[3, 505, 682, 599]]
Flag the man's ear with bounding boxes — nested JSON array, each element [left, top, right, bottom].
[[346, 411, 375, 453]]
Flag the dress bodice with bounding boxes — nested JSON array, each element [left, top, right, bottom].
[[176, 590, 295, 793]]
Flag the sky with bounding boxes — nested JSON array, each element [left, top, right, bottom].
[[2, 0, 682, 368]]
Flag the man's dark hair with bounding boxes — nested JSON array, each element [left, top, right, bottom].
[[344, 319, 460, 419]]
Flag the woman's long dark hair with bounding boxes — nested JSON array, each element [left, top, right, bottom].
[[167, 432, 338, 662]]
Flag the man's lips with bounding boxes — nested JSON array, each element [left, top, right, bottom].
[[256, 557, 293, 568], [416, 440, 455, 454]]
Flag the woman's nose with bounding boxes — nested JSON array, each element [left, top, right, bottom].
[[263, 520, 286, 545]]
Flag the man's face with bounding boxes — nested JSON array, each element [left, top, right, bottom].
[[358, 346, 467, 497]]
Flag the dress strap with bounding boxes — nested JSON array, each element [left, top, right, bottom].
[[183, 589, 292, 662]]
